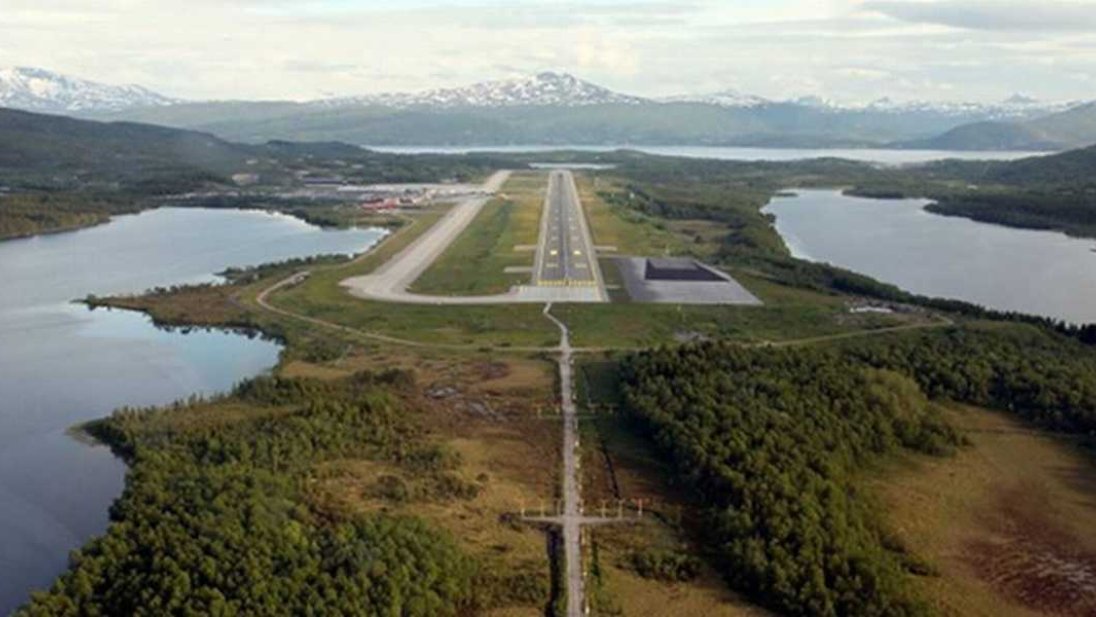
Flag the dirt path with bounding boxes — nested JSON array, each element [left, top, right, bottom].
[[758, 317, 954, 348]]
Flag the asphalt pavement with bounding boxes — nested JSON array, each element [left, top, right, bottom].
[[534, 170, 602, 290]]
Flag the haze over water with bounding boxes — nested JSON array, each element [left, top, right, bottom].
[[0, 208, 384, 614]]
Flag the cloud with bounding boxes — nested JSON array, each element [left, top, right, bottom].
[[863, 0, 1096, 32], [283, 60, 358, 74], [575, 27, 640, 76], [2, 0, 1096, 103], [835, 67, 892, 79]]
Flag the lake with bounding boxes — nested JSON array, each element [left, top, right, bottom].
[[0, 208, 385, 614], [366, 144, 1046, 165], [764, 190, 1096, 324]]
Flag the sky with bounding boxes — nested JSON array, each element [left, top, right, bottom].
[[2, 0, 1095, 104]]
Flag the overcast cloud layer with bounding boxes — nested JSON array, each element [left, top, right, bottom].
[[2, 0, 1094, 103]]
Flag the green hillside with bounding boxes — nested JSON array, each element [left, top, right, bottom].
[[900, 145, 1096, 237], [908, 103, 1096, 152], [0, 107, 249, 188], [88, 99, 1022, 148], [896, 121, 1065, 151], [1027, 102, 1096, 145]]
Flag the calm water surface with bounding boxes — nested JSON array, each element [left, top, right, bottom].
[[764, 190, 1096, 324], [367, 144, 1046, 165], [0, 208, 384, 614]]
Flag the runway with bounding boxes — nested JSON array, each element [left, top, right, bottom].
[[342, 168, 607, 305], [534, 170, 602, 291]]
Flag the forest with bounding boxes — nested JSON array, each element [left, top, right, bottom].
[[0, 192, 142, 240], [618, 324, 1096, 616], [16, 370, 511, 616], [923, 188, 1096, 238]]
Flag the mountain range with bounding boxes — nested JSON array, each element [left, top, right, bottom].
[[3, 67, 1095, 151], [322, 71, 647, 109], [0, 67, 176, 113]]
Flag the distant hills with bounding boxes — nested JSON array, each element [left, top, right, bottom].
[[3, 67, 1095, 151], [0, 107, 248, 187], [0, 107, 385, 190], [0, 107, 512, 192], [896, 103, 1096, 151], [914, 144, 1096, 238], [986, 142, 1096, 186]]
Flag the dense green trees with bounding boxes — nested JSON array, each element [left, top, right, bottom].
[[627, 549, 702, 583], [924, 189, 1096, 239], [620, 344, 958, 616], [619, 325, 1096, 616], [842, 326, 1096, 435], [0, 193, 141, 240], [18, 372, 483, 616]]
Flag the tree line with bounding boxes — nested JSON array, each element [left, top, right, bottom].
[[0, 192, 142, 240]]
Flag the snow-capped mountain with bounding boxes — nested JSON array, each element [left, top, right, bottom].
[[668, 86, 1083, 119], [0, 66, 176, 113], [659, 89, 770, 108], [321, 72, 650, 109], [859, 94, 1081, 119]]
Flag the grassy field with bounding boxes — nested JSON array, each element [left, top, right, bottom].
[[274, 287, 560, 348], [411, 171, 545, 295], [273, 280, 916, 350], [868, 405, 1096, 616], [577, 172, 687, 257], [556, 272, 931, 349]]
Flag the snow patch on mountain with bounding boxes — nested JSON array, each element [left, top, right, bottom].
[[659, 89, 770, 108], [858, 94, 1081, 119], [668, 87, 1085, 119], [0, 67, 176, 113], [321, 72, 649, 109]]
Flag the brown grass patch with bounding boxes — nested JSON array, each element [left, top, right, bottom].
[[873, 405, 1096, 616], [96, 283, 251, 328], [965, 487, 1096, 616]]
